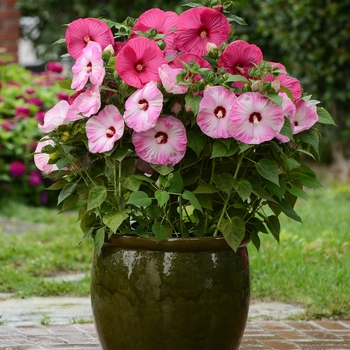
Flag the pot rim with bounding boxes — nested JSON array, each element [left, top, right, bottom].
[[105, 234, 249, 252]]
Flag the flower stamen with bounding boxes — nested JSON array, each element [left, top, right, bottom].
[[155, 131, 168, 144], [106, 126, 116, 138], [249, 112, 262, 124]]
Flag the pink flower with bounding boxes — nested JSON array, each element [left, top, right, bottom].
[[35, 111, 45, 123], [27, 97, 43, 107], [47, 61, 63, 73], [123, 81, 163, 132], [131, 8, 178, 51], [86, 105, 124, 153], [218, 40, 263, 81], [116, 37, 167, 88], [276, 93, 296, 143], [174, 7, 231, 56], [158, 64, 188, 94], [57, 91, 69, 101], [0, 119, 15, 131], [39, 100, 70, 133], [229, 92, 284, 144], [34, 139, 59, 174], [197, 86, 237, 138], [9, 161, 26, 177], [293, 99, 319, 134], [65, 18, 114, 60], [132, 115, 187, 166], [28, 171, 42, 186], [71, 41, 105, 91], [15, 106, 30, 119]]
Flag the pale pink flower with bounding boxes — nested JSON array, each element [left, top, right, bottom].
[[71, 41, 105, 91], [38, 100, 70, 133], [86, 105, 124, 153], [159, 64, 188, 94], [131, 8, 178, 51], [34, 139, 59, 174], [116, 37, 167, 88], [218, 40, 263, 80], [123, 81, 163, 132], [132, 115, 187, 166], [174, 7, 231, 56], [65, 18, 114, 60], [293, 99, 319, 134], [197, 86, 237, 138], [276, 93, 296, 143], [229, 92, 284, 144]]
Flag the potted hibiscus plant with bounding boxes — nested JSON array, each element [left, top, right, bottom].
[[34, 1, 334, 349]]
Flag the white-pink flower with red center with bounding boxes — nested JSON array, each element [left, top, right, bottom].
[[197, 86, 237, 138], [276, 92, 296, 143], [38, 100, 70, 133], [65, 18, 114, 60], [71, 41, 105, 91], [131, 8, 178, 51], [174, 6, 230, 56], [123, 81, 163, 132], [229, 92, 284, 144], [159, 64, 189, 94], [66, 85, 101, 121], [34, 138, 59, 174], [170, 53, 212, 83], [116, 37, 167, 89], [218, 40, 263, 89], [132, 115, 187, 166], [86, 105, 124, 153], [293, 99, 319, 134], [267, 62, 302, 101]]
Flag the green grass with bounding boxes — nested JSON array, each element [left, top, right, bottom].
[[0, 184, 349, 319]]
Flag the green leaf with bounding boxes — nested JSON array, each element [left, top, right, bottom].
[[126, 191, 152, 207], [280, 199, 302, 222], [182, 190, 203, 213], [57, 79, 73, 91], [146, 206, 162, 220], [220, 217, 246, 252], [46, 179, 68, 191], [286, 158, 300, 170], [255, 158, 280, 186], [187, 127, 207, 158], [152, 222, 169, 242], [300, 128, 320, 154], [266, 180, 286, 200], [155, 190, 170, 207], [279, 117, 294, 141], [214, 172, 234, 194], [317, 107, 336, 126], [93, 227, 106, 256], [87, 186, 107, 211], [167, 170, 184, 193], [103, 210, 129, 233], [266, 215, 280, 242], [193, 184, 218, 194], [151, 164, 174, 176], [58, 182, 77, 205], [225, 74, 250, 83], [56, 158, 70, 170], [80, 212, 97, 233], [185, 93, 201, 116], [232, 179, 252, 202], [267, 94, 283, 106], [287, 186, 308, 201], [212, 139, 238, 158], [59, 195, 79, 213]]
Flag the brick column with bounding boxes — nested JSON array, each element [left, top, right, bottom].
[[0, 0, 20, 62]]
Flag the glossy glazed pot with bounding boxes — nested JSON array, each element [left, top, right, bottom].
[[91, 235, 250, 350]]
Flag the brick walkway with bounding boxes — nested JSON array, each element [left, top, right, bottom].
[[0, 320, 349, 350]]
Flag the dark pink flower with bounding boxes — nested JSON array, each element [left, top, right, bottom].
[[0, 119, 15, 131], [35, 111, 46, 123], [27, 97, 43, 107], [47, 61, 63, 73], [113, 41, 127, 55], [65, 18, 114, 60], [116, 37, 167, 88], [9, 161, 26, 177], [131, 8, 178, 51], [174, 7, 231, 56], [57, 91, 69, 101], [25, 87, 35, 94], [28, 171, 42, 186], [15, 106, 30, 119]]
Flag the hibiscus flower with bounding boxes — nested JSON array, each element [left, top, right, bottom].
[[197, 86, 237, 138], [86, 105, 125, 153], [116, 37, 167, 88], [158, 64, 189, 94], [65, 18, 114, 60], [34, 139, 59, 174], [275, 92, 296, 143], [174, 6, 231, 56], [131, 8, 178, 51], [123, 81, 163, 132], [229, 92, 284, 144], [39, 100, 70, 133], [132, 115, 187, 166], [293, 99, 319, 134]]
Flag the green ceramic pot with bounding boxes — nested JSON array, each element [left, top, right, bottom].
[[91, 235, 250, 350]]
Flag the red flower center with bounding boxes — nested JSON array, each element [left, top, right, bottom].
[[198, 28, 209, 39], [135, 62, 146, 72], [294, 121, 299, 126], [249, 112, 262, 124], [106, 126, 116, 138], [214, 106, 226, 119], [84, 36, 91, 43], [155, 131, 168, 144], [86, 62, 92, 73], [139, 99, 149, 111]]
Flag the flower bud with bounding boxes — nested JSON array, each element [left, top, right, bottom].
[[61, 131, 70, 142], [213, 4, 224, 13], [170, 101, 182, 115], [271, 79, 281, 92], [49, 152, 58, 160], [206, 42, 219, 59], [102, 44, 115, 60]]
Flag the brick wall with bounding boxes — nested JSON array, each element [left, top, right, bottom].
[[0, 0, 20, 61]]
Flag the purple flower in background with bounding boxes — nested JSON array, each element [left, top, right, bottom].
[[28, 171, 42, 186], [47, 61, 63, 73], [27, 97, 43, 107], [57, 91, 69, 101], [15, 106, 30, 119], [35, 111, 46, 123], [25, 87, 35, 94], [40, 191, 49, 205], [9, 161, 26, 177], [0, 119, 15, 131]]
